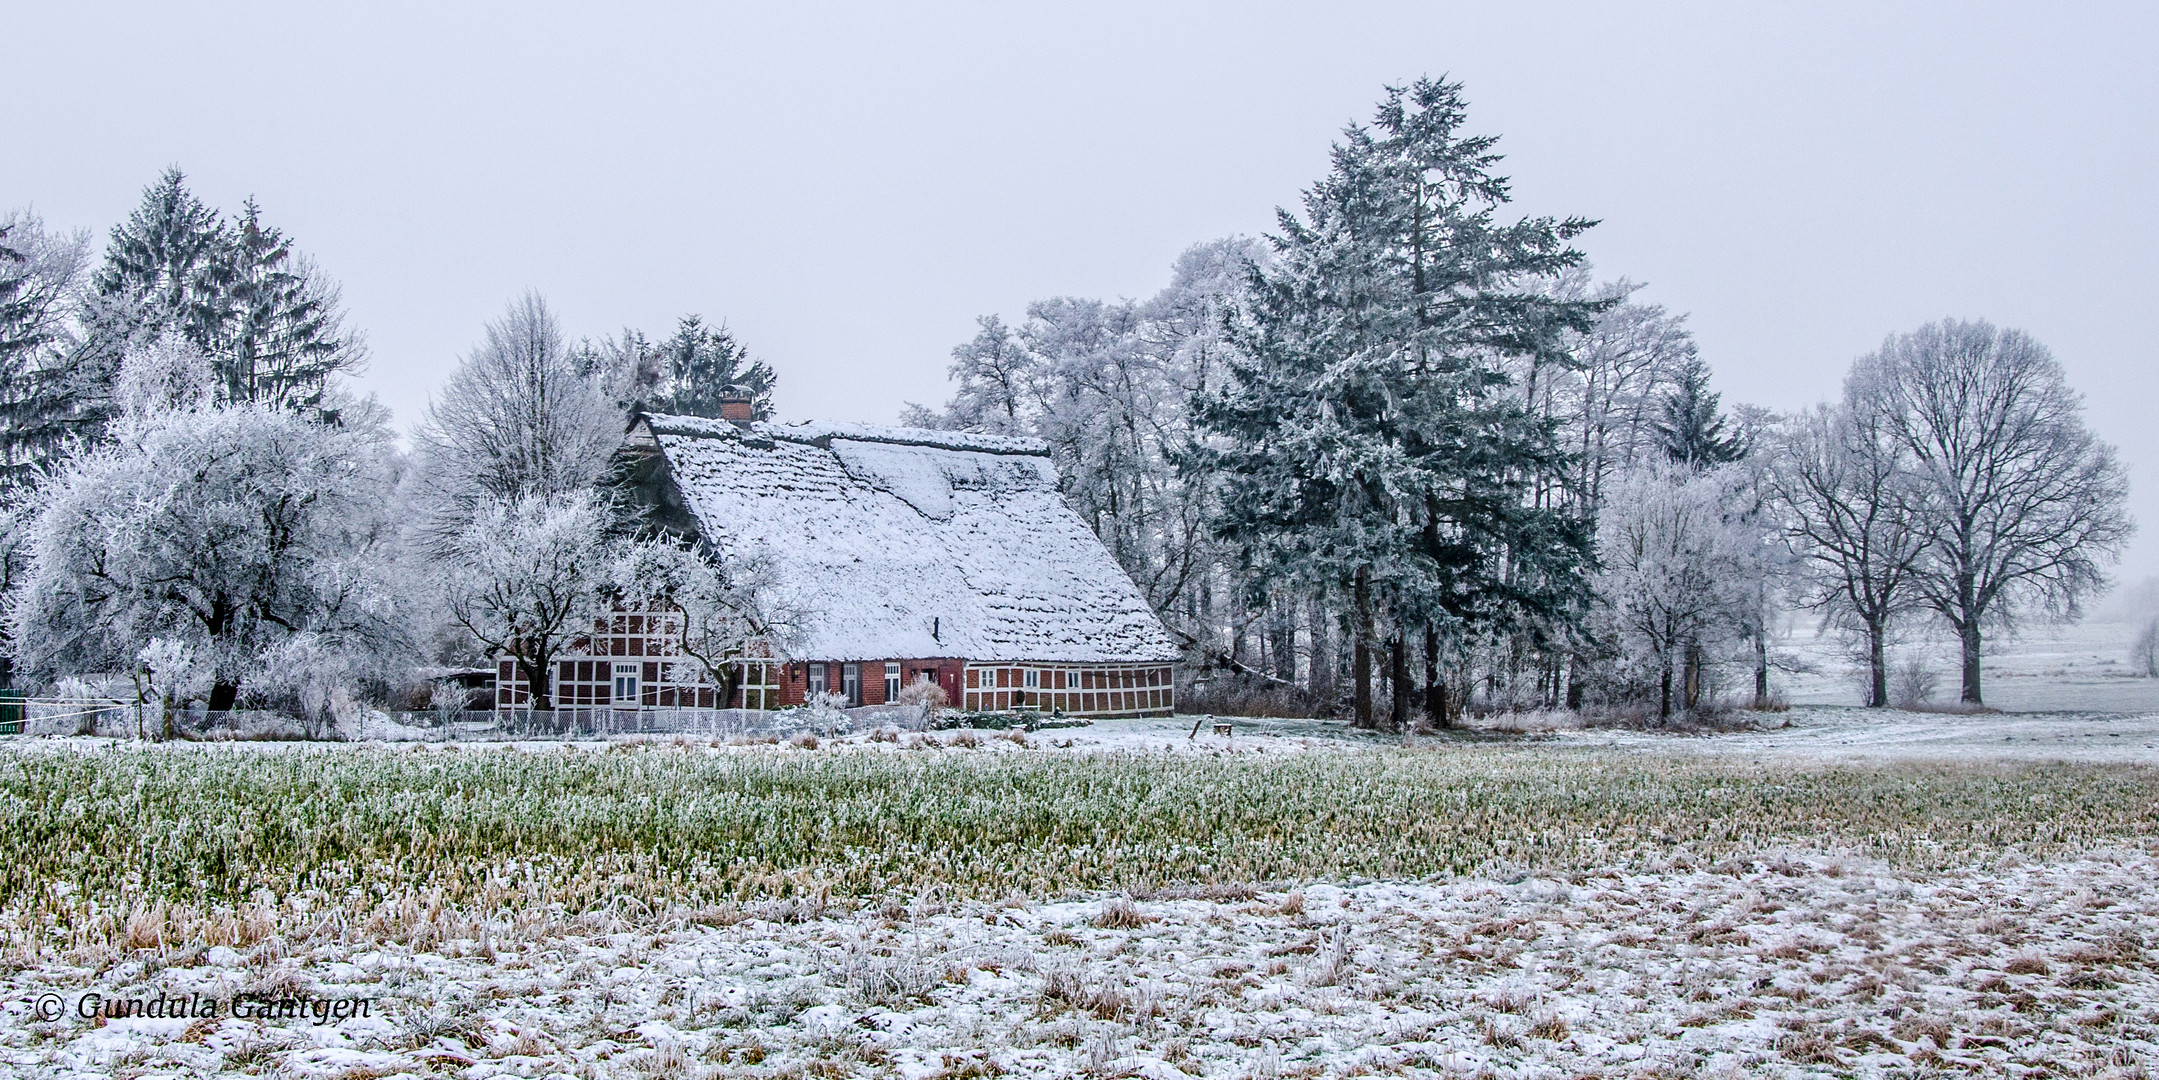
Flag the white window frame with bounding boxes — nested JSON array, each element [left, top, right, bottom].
[[612, 663, 640, 708], [884, 662, 900, 702]]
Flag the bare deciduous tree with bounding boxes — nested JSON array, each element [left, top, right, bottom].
[[608, 537, 800, 704], [410, 292, 619, 546], [1768, 400, 1925, 707], [1854, 319, 2133, 705], [2133, 617, 2159, 678]]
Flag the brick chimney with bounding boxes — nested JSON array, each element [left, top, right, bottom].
[[718, 391, 755, 425]]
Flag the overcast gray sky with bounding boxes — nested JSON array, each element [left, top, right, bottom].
[[6, 1, 2156, 582]]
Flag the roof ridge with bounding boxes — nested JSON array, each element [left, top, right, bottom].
[[641, 411, 1047, 456]]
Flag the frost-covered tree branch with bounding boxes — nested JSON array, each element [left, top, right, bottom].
[[441, 490, 619, 712], [408, 293, 620, 547], [8, 350, 404, 707]]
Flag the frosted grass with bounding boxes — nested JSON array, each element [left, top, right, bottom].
[[2, 741, 2155, 953]]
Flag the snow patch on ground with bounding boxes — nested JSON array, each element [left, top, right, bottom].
[[7, 855, 2156, 1077]]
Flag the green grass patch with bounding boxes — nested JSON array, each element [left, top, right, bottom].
[[2, 742, 2155, 926]]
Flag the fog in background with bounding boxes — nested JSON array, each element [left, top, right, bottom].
[[6, 1, 2154, 584]]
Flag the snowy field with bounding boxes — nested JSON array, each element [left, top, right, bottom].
[[1770, 614, 2159, 715], [7, 622, 2159, 1078], [7, 853, 2156, 1079]]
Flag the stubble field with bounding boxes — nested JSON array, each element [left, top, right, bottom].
[[1, 723, 2158, 1078]]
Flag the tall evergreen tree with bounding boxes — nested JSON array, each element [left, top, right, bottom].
[[198, 198, 365, 410], [85, 167, 224, 348], [0, 228, 30, 364], [78, 170, 364, 424], [1194, 77, 1604, 728], [1654, 354, 1744, 467], [0, 212, 92, 487], [590, 316, 775, 420]]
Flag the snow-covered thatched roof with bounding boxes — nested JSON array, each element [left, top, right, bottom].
[[630, 413, 1181, 664]]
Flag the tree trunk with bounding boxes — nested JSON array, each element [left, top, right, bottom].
[[519, 657, 555, 711], [1866, 618, 1889, 707], [208, 680, 238, 712], [1682, 640, 1702, 712], [1423, 623, 1446, 727], [1752, 624, 1769, 708], [1959, 621, 1984, 706], [1306, 596, 1333, 703], [1389, 632, 1411, 732], [1271, 593, 1297, 682], [1353, 569, 1374, 728], [1659, 662, 1673, 719]]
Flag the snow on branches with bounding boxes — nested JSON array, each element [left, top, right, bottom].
[[8, 390, 403, 708]]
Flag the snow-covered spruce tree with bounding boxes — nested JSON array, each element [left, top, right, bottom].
[[1767, 398, 1925, 707], [408, 292, 619, 546], [71, 168, 229, 433], [193, 198, 367, 412], [1653, 355, 1745, 467], [582, 315, 777, 420], [441, 490, 620, 713], [1853, 319, 2132, 706], [7, 339, 403, 710], [0, 210, 93, 487], [1591, 462, 1766, 718], [74, 170, 364, 431], [0, 214, 93, 689], [647, 316, 774, 419], [1193, 78, 1602, 728], [82, 169, 225, 353]]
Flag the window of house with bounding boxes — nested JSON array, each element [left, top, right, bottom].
[[843, 663, 862, 706], [613, 663, 639, 707], [884, 662, 900, 702], [742, 661, 776, 711], [808, 663, 827, 695], [1024, 669, 1039, 689]]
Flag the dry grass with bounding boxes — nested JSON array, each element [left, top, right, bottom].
[[1089, 898, 1154, 930]]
